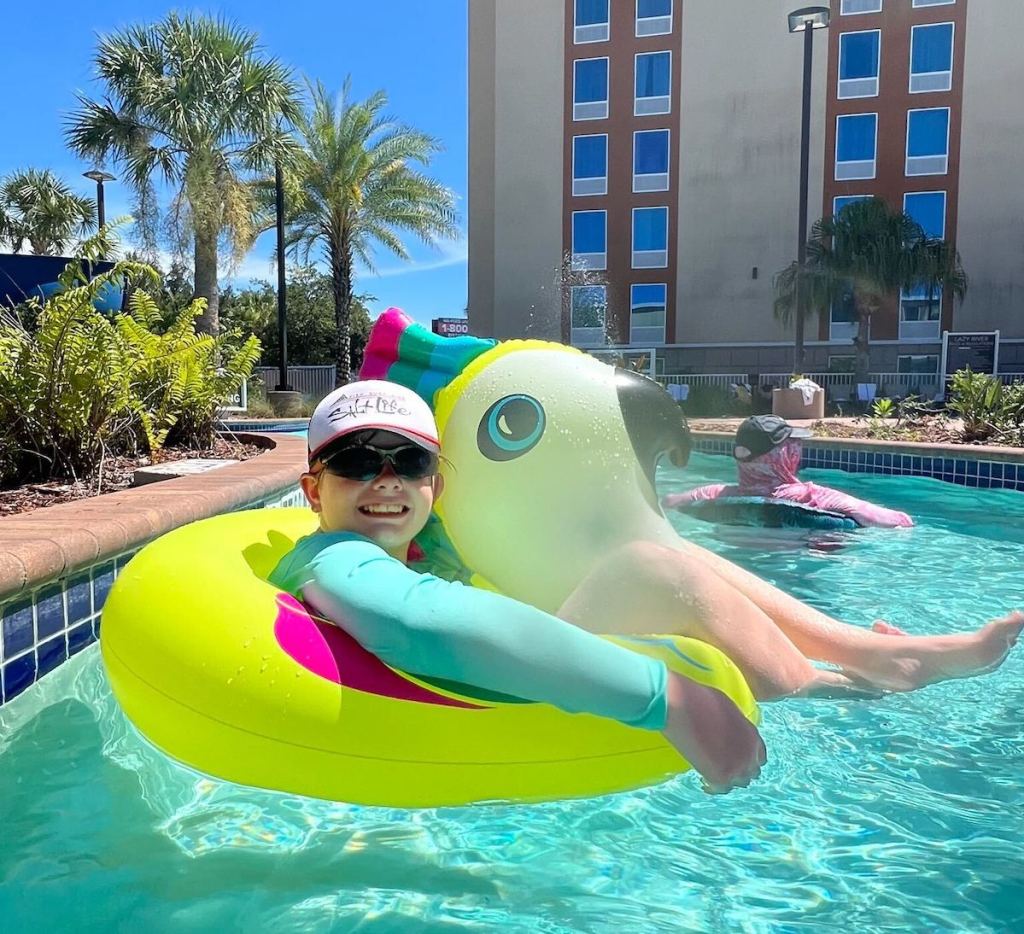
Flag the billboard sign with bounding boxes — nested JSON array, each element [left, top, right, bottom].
[[432, 317, 470, 337]]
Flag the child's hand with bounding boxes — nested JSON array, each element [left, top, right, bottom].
[[663, 672, 766, 794]]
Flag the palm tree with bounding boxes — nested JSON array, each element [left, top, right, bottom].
[[278, 80, 458, 383], [65, 13, 301, 334], [0, 169, 95, 255], [774, 198, 967, 384]]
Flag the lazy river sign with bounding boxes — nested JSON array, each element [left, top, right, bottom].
[[941, 331, 1000, 388]]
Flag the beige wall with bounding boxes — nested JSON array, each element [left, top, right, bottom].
[[954, 0, 1024, 338], [469, 0, 565, 340], [675, 1, 828, 344]]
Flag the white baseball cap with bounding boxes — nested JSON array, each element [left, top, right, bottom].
[[307, 380, 440, 464]]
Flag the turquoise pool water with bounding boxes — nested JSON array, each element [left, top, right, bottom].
[[2, 454, 1022, 932]]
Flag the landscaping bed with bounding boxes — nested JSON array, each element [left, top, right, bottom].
[[0, 437, 264, 517]]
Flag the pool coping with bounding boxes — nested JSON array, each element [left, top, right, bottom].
[[0, 432, 308, 604]]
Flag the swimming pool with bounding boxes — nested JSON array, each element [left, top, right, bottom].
[[2, 454, 1022, 931]]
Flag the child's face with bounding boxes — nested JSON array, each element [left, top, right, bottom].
[[301, 432, 442, 556]]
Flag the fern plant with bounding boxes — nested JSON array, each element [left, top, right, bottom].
[[0, 251, 261, 487]]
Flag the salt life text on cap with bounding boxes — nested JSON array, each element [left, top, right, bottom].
[[307, 380, 440, 465], [733, 415, 813, 462]]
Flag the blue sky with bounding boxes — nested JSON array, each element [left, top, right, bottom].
[[0, 1, 468, 325]]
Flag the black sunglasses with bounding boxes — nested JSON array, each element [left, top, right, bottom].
[[321, 443, 439, 481]]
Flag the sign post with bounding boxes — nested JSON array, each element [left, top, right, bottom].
[[432, 317, 470, 337], [941, 331, 1000, 394]]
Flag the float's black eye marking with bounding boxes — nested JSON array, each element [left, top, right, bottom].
[[477, 394, 546, 461]]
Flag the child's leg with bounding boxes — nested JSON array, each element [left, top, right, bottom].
[[559, 542, 1023, 696], [557, 542, 875, 701], [669, 538, 1022, 688]]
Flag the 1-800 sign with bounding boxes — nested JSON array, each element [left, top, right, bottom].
[[432, 317, 470, 337]]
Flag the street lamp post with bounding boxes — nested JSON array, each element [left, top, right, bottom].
[[83, 170, 116, 232], [787, 7, 829, 375], [274, 160, 291, 392]]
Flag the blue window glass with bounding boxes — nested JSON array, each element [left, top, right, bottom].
[[575, 59, 608, 104], [573, 211, 607, 253], [572, 286, 607, 328], [836, 114, 877, 162], [574, 136, 607, 180], [633, 207, 668, 250], [834, 195, 869, 216], [912, 23, 953, 75], [907, 109, 949, 157], [638, 0, 672, 16], [904, 192, 946, 239], [631, 283, 667, 310], [840, 32, 880, 80], [636, 52, 671, 98], [634, 130, 669, 175], [576, 0, 609, 27]]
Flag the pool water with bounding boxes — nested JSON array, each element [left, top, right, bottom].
[[2, 454, 1022, 932]]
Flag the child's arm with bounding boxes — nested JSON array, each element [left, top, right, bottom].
[[295, 538, 669, 730]]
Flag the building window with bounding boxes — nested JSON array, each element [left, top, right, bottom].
[[828, 355, 856, 373], [903, 191, 946, 239], [833, 195, 870, 217], [574, 58, 609, 121], [839, 31, 881, 99], [897, 355, 940, 375], [912, 1, 955, 8], [572, 210, 607, 270], [910, 23, 954, 93], [636, 0, 672, 37], [633, 129, 670, 192], [632, 207, 669, 268], [635, 52, 671, 116], [570, 285, 607, 347], [573, 135, 608, 196], [906, 107, 950, 176], [835, 113, 877, 180], [899, 284, 942, 339], [630, 283, 667, 344], [575, 0, 609, 44], [840, 0, 882, 13], [830, 281, 858, 342]]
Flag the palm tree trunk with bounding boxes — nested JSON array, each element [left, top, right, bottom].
[[853, 313, 871, 387], [193, 223, 219, 335], [330, 236, 353, 385]]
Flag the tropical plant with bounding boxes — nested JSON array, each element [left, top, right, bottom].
[[774, 198, 967, 384], [65, 12, 301, 335], [871, 397, 896, 419], [274, 80, 458, 382], [0, 246, 260, 487], [947, 367, 1024, 443], [0, 168, 95, 255]]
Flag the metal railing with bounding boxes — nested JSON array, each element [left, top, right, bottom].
[[253, 365, 336, 401]]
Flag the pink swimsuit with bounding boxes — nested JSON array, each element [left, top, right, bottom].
[[662, 441, 913, 529]]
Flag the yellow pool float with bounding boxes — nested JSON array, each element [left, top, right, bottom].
[[102, 506, 757, 807]]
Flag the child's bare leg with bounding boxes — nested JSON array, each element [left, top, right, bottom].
[[557, 542, 873, 701], [671, 539, 1022, 687]]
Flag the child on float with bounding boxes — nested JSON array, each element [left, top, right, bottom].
[[270, 380, 766, 794], [662, 415, 913, 528]]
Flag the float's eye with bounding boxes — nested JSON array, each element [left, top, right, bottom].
[[477, 394, 546, 461]]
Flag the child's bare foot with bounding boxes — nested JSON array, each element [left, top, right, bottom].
[[871, 620, 908, 636], [850, 612, 1023, 692], [791, 668, 885, 700]]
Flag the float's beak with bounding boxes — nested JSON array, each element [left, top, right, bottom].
[[615, 369, 692, 498]]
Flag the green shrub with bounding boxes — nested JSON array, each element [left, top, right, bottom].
[[947, 368, 1006, 441], [0, 251, 260, 487]]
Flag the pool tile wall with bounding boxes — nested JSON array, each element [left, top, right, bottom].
[[693, 438, 1024, 491], [0, 485, 306, 705]]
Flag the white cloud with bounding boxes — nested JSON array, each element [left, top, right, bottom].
[[359, 239, 468, 280]]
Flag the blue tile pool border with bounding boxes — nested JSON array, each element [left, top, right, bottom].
[[692, 436, 1024, 492], [0, 484, 306, 706]]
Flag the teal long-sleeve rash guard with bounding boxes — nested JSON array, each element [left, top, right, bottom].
[[269, 532, 669, 730]]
